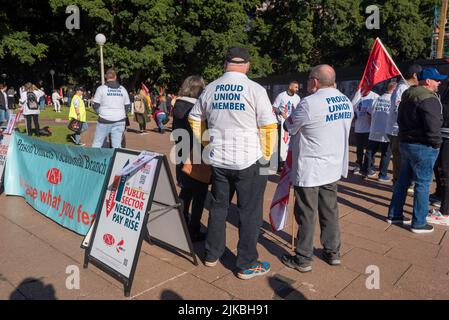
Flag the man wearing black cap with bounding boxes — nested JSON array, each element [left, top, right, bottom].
[[388, 68, 446, 234], [386, 63, 422, 184], [188, 47, 278, 279], [69, 86, 88, 146]]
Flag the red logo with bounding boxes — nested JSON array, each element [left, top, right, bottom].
[[103, 233, 115, 246], [46, 168, 62, 185]]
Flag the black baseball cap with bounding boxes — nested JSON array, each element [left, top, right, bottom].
[[225, 47, 249, 64], [75, 86, 85, 92], [403, 64, 422, 80]]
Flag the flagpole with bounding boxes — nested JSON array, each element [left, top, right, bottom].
[[376, 38, 406, 82], [291, 196, 296, 251]]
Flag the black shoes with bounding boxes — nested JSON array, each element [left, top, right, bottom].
[[411, 224, 434, 234], [281, 254, 312, 273], [322, 251, 341, 266]]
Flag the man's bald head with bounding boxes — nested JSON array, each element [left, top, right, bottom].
[[309, 65, 336, 87]]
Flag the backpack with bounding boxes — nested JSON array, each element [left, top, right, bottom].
[[134, 98, 145, 114], [27, 92, 39, 110]]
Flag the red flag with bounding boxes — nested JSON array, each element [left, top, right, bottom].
[[357, 38, 402, 97], [141, 82, 149, 94], [352, 38, 402, 106], [59, 88, 63, 98]]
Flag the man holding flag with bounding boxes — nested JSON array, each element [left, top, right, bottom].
[[280, 64, 353, 272]]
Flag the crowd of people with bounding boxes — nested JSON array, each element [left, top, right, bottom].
[[1, 47, 448, 281]]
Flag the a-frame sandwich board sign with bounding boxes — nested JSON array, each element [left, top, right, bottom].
[[83, 148, 197, 297]]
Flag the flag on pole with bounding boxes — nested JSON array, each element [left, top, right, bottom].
[[352, 38, 403, 105], [269, 146, 293, 231], [141, 82, 149, 95]]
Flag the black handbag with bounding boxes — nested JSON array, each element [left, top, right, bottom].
[[68, 119, 82, 133]]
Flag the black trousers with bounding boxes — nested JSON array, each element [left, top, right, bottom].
[[439, 139, 449, 214], [206, 161, 267, 270], [25, 114, 40, 136], [362, 140, 392, 178], [178, 172, 209, 234], [294, 182, 341, 262], [355, 132, 369, 167]]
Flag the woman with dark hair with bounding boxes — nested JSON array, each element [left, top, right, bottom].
[[173, 75, 208, 242]]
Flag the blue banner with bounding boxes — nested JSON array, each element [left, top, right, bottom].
[[4, 133, 114, 235]]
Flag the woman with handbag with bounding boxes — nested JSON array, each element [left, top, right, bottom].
[[134, 89, 148, 133], [173, 75, 209, 242], [68, 86, 88, 146]]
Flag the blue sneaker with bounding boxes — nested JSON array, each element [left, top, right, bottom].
[[378, 176, 391, 183], [237, 261, 271, 280]]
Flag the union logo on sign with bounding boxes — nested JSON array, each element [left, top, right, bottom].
[[103, 233, 115, 246], [46, 168, 62, 185]]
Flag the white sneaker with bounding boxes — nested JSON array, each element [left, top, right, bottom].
[[427, 209, 449, 226]]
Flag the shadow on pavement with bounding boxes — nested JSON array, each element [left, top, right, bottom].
[[160, 289, 183, 300], [10, 278, 57, 300]]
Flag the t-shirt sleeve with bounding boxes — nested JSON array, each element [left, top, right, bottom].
[[272, 93, 282, 111], [123, 89, 131, 105], [93, 87, 102, 104], [256, 90, 277, 127], [285, 99, 310, 136]]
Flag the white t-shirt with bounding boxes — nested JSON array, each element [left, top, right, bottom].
[[272, 91, 301, 122], [386, 80, 409, 136], [354, 91, 379, 133], [285, 87, 353, 187], [19, 90, 44, 115], [52, 92, 60, 103], [368, 93, 392, 143], [189, 71, 277, 170], [93, 83, 130, 122]]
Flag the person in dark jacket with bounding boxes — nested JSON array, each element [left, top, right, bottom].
[[173, 75, 207, 242], [388, 68, 446, 234], [427, 99, 449, 225]]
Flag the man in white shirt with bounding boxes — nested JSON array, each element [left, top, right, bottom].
[[361, 82, 397, 182], [188, 47, 278, 280], [281, 65, 353, 272], [353, 90, 379, 174], [272, 82, 301, 171], [52, 89, 62, 113], [91, 69, 131, 148], [386, 64, 421, 184]]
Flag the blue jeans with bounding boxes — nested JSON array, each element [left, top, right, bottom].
[[388, 143, 440, 228], [74, 122, 88, 144], [92, 121, 125, 148], [156, 113, 167, 130], [0, 109, 10, 126]]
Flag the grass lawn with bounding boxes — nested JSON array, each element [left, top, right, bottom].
[[38, 105, 99, 121], [17, 124, 77, 145]]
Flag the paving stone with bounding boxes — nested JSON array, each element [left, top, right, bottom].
[[395, 265, 449, 299], [385, 237, 447, 273], [335, 274, 421, 300], [341, 232, 392, 255], [274, 258, 359, 300], [385, 223, 446, 245], [134, 274, 232, 300], [123, 252, 187, 297], [342, 247, 411, 286]]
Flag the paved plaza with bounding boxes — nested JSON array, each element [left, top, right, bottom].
[[1, 120, 449, 300]]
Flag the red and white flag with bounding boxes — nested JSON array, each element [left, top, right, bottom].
[[352, 38, 402, 105], [269, 147, 293, 231], [141, 82, 149, 95]]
